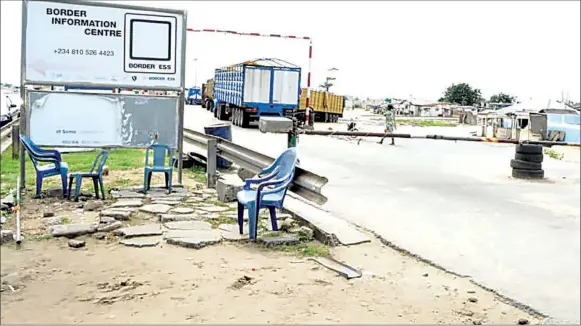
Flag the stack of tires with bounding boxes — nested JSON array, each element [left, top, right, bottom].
[[511, 144, 544, 179]]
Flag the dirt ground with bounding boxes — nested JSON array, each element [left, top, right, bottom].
[[1, 167, 540, 324], [1, 236, 539, 324]]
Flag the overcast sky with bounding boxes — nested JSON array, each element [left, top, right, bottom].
[[1, 0, 579, 102]]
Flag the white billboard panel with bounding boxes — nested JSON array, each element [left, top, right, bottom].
[[23, 0, 186, 89]]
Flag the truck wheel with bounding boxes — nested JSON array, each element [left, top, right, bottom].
[[241, 111, 249, 128], [233, 108, 239, 126], [201, 101, 206, 109], [207, 100, 214, 112], [214, 104, 218, 118]]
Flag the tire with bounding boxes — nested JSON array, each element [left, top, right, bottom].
[[515, 153, 543, 163], [207, 100, 214, 112], [512, 168, 544, 179], [213, 104, 218, 118], [240, 110, 249, 128], [201, 101, 206, 109], [516, 144, 543, 155], [510, 159, 542, 170]]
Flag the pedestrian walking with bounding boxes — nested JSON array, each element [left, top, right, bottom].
[[381, 104, 396, 145]]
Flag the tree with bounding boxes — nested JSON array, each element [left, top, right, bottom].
[[440, 83, 482, 106], [489, 93, 516, 104]]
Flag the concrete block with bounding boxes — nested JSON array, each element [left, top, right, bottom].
[[259, 117, 293, 134], [216, 174, 244, 203]]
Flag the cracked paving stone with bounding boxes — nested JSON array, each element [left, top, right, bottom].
[[139, 204, 171, 214], [120, 237, 161, 248], [164, 221, 212, 230], [50, 223, 98, 237], [111, 200, 143, 208], [116, 224, 163, 238], [151, 200, 181, 206], [99, 209, 134, 221], [197, 206, 230, 213], [165, 230, 222, 249], [97, 221, 123, 232], [257, 233, 300, 247], [170, 207, 195, 214], [159, 214, 201, 222]]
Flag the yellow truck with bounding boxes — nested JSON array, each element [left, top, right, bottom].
[[299, 88, 345, 123]]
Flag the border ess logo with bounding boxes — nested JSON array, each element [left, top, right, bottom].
[[132, 76, 137, 81]]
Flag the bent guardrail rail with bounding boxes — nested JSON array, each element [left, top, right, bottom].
[[183, 127, 329, 205]]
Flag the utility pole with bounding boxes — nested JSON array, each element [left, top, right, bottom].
[[193, 58, 198, 87]]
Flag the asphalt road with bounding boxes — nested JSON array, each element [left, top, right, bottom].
[[184, 105, 581, 323]]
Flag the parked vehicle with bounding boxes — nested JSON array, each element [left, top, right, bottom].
[[1, 89, 20, 127], [201, 79, 214, 111], [299, 89, 345, 123], [186, 87, 202, 105], [207, 58, 301, 128]]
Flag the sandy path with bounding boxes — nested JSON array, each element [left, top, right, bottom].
[[1, 237, 538, 324]]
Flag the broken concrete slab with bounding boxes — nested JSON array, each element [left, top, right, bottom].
[[139, 204, 171, 214], [116, 224, 163, 238], [237, 168, 255, 182], [99, 216, 117, 224], [165, 229, 222, 249], [42, 216, 65, 226], [50, 223, 98, 238], [186, 197, 204, 203], [120, 237, 160, 248], [164, 220, 212, 231], [1, 230, 14, 244], [289, 226, 315, 241], [97, 221, 123, 232], [68, 239, 86, 248], [170, 207, 195, 214], [99, 208, 136, 221], [197, 206, 230, 213], [110, 190, 145, 199], [84, 200, 104, 211], [218, 223, 242, 232], [201, 189, 217, 195], [257, 233, 300, 247], [151, 200, 181, 206], [221, 231, 247, 241], [111, 200, 143, 208], [159, 214, 200, 223], [283, 194, 370, 246], [216, 174, 244, 203]]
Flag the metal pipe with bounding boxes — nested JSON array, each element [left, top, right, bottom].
[[298, 129, 581, 147], [15, 177, 22, 245]]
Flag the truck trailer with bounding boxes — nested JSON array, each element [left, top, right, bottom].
[[208, 58, 302, 128], [201, 79, 215, 111], [186, 87, 202, 105], [299, 88, 345, 122]]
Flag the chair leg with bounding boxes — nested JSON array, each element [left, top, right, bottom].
[[92, 177, 100, 199], [67, 176, 74, 200], [147, 172, 153, 191], [74, 177, 83, 201], [237, 201, 244, 234], [247, 202, 257, 240], [61, 173, 67, 198], [35, 175, 43, 198], [99, 177, 105, 199], [167, 171, 173, 194], [268, 206, 278, 231]]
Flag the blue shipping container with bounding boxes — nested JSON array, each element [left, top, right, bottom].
[[212, 58, 301, 126]]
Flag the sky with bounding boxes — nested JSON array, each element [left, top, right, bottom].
[[1, 0, 580, 102]]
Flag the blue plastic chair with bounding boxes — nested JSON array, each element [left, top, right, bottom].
[[20, 135, 68, 198], [237, 147, 298, 239], [144, 144, 174, 193], [68, 151, 109, 201]]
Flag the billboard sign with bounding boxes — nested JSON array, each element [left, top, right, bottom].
[[23, 0, 186, 90]]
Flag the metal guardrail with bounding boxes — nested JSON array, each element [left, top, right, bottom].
[[183, 128, 329, 205], [0, 118, 20, 154]]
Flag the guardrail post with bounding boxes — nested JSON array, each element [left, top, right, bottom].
[[206, 139, 217, 188], [11, 125, 19, 159]]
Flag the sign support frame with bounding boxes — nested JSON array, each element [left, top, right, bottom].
[[19, 0, 188, 189]]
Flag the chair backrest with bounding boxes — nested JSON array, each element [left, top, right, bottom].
[[145, 144, 173, 168], [20, 135, 59, 171], [90, 151, 109, 175], [271, 147, 298, 180]]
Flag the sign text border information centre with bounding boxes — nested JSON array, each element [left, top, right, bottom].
[[22, 0, 187, 91]]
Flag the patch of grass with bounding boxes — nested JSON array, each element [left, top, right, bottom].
[[397, 119, 457, 127], [60, 217, 72, 224], [544, 148, 564, 160], [183, 166, 207, 184], [28, 234, 53, 241], [205, 214, 236, 228], [205, 199, 230, 208], [278, 242, 330, 257], [261, 231, 283, 238], [0, 146, 145, 197]]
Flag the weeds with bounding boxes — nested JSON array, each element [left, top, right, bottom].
[[544, 148, 564, 160], [277, 242, 330, 257]]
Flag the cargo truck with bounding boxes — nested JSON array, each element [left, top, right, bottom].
[[299, 88, 345, 123], [186, 87, 202, 105], [201, 79, 215, 111], [206, 58, 302, 128]]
